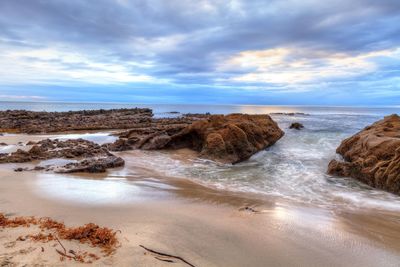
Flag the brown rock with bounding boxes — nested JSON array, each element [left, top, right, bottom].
[[112, 114, 284, 164], [107, 116, 204, 151], [55, 156, 125, 173], [0, 138, 124, 173], [289, 122, 304, 130], [172, 114, 284, 163], [327, 114, 400, 195], [103, 138, 134, 151], [0, 108, 152, 133]]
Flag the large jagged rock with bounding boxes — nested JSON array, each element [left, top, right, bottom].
[[109, 114, 284, 164], [0, 138, 124, 173], [103, 115, 206, 151], [0, 108, 152, 133], [328, 114, 400, 195]]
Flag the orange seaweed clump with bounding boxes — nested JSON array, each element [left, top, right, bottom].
[[0, 212, 120, 263], [58, 223, 119, 255], [0, 213, 37, 227]]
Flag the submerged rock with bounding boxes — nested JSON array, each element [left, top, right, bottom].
[[328, 114, 400, 195], [289, 122, 304, 130], [110, 114, 284, 164]]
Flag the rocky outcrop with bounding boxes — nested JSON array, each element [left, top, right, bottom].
[[0, 139, 124, 173], [328, 114, 400, 195], [109, 114, 284, 164], [0, 108, 152, 133], [105, 116, 202, 151], [0, 108, 284, 165], [289, 122, 304, 130], [55, 156, 125, 173]]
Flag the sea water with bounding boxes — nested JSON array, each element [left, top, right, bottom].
[[1, 101, 400, 210]]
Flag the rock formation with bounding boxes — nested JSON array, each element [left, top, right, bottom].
[[0, 108, 152, 133], [0, 139, 124, 173], [289, 122, 304, 130], [328, 114, 400, 195], [108, 114, 284, 164], [55, 156, 125, 173], [0, 108, 284, 166]]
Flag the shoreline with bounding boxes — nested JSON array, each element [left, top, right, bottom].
[[1, 165, 400, 266], [1, 141, 400, 265], [1, 113, 400, 266]]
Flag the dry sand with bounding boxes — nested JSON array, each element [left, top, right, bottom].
[[1, 134, 400, 266]]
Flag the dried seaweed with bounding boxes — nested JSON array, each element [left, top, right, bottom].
[[0, 212, 119, 263]]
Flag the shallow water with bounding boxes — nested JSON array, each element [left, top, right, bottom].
[[101, 113, 400, 211], [1, 102, 400, 211]]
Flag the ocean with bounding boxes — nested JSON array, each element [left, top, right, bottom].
[[1, 101, 400, 210], [0, 101, 399, 116]]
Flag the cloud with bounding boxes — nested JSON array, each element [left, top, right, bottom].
[[0, 44, 160, 85], [0, 0, 399, 104], [221, 48, 399, 85]]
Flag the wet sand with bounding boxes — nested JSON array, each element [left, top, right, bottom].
[[1, 134, 400, 266]]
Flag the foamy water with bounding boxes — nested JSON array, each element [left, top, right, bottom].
[[1, 102, 400, 211], [113, 113, 400, 211]]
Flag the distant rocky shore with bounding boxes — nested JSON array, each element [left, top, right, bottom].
[[0, 108, 153, 133], [0, 109, 285, 172], [328, 114, 400, 195]]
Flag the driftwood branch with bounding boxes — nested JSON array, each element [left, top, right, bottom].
[[155, 256, 174, 263], [55, 237, 67, 254], [55, 237, 78, 261], [139, 245, 196, 267], [56, 249, 74, 259]]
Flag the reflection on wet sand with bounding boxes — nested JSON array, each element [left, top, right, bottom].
[[20, 148, 400, 254]]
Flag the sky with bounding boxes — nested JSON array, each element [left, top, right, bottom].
[[0, 0, 399, 105]]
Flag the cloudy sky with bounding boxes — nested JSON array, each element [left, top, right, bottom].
[[0, 0, 399, 105]]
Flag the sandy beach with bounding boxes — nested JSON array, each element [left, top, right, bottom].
[[2, 0, 400, 264], [1, 133, 400, 266], [2, 0, 400, 265]]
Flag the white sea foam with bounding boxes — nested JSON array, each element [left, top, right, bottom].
[[122, 113, 400, 211], [4, 102, 398, 211]]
